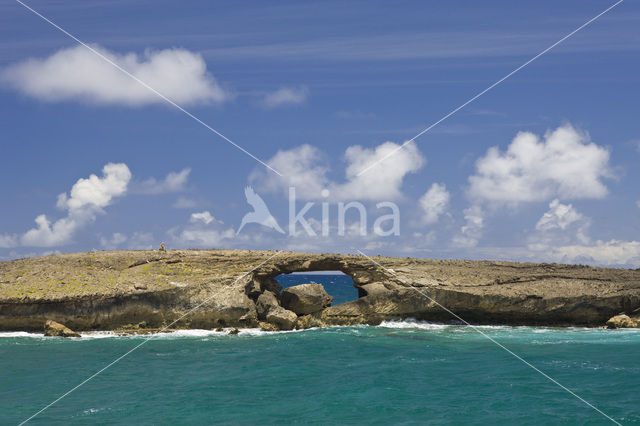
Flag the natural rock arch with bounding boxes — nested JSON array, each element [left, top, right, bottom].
[[246, 255, 389, 299]]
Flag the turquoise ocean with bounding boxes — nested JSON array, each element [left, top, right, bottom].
[[1, 274, 639, 425]]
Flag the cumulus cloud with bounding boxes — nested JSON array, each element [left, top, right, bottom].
[[251, 141, 424, 201], [527, 199, 590, 251], [21, 163, 131, 247], [468, 125, 612, 205], [261, 86, 308, 108], [535, 199, 585, 232], [190, 211, 216, 225], [452, 205, 484, 248], [1, 45, 229, 106], [176, 228, 236, 247], [171, 222, 234, 248], [22, 215, 79, 247], [0, 234, 18, 249], [520, 200, 640, 266], [551, 240, 640, 267], [57, 163, 131, 212], [136, 168, 191, 194], [251, 144, 329, 198], [336, 141, 424, 200], [169, 210, 234, 248], [419, 183, 450, 225]]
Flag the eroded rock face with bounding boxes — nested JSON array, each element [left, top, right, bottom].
[[44, 320, 80, 337], [606, 314, 638, 329], [281, 283, 333, 315], [207, 287, 257, 326], [256, 290, 279, 320], [2, 249, 640, 331]]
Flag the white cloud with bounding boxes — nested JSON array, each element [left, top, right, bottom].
[[173, 228, 235, 248], [251, 144, 329, 198], [468, 125, 612, 206], [0, 234, 18, 248], [523, 201, 640, 267], [636, 200, 640, 209], [171, 210, 234, 248], [1, 45, 229, 106], [528, 199, 590, 251], [551, 240, 640, 267], [419, 183, 450, 225], [261, 86, 308, 108], [136, 168, 191, 194], [57, 163, 131, 211], [535, 199, 585, 231], [100, 232, 128, 249], [452, 205, 484, 248], [21, 163, 131, 247], [251, 141, 424, 201], [336, 141, 424, 200], [21, 215, 78, 247], [99, 231, 154, 250], [190, 211, 216, 225]]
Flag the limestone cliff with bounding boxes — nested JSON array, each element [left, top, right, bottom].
[[1, 249, 639, 331]]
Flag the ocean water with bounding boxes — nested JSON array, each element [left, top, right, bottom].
[[2, 275, 639, 425]]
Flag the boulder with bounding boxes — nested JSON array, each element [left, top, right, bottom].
[[266, 306, 298, 330], [606, 314, 638, 329], [258, 321, 279, 332], [281, 283, 333, 315], [256, 290, 279, 319], [44, 320, 81, 337], [296, 314, 328, 330]]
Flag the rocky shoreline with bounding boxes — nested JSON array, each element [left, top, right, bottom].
[[1, 249, 639, 335]]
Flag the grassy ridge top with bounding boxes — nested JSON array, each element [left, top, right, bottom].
[[1, 249, 639, 302], [0, 250, 275, 301]]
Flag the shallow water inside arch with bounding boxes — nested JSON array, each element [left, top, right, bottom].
[[275, 271, 359, 305]]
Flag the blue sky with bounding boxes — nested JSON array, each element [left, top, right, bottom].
[[1, 0, 639, 266]]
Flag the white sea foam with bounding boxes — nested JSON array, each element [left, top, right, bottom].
[[378, 319, 450, 330], [0, 331, 44, 338], [378, 319, 525, 332]]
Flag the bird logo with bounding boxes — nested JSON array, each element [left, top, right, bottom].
[[236, 186, 285, 235]]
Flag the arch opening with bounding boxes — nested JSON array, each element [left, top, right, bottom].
[[275, 271, 359, 305]]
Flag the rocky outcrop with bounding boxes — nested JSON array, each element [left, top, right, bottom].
[[1, 249, 640, 331], [281, 284, 333, 315], [256, 291, 279, 320], [606, 314, 638, 329], [266, 306, 298, 330], [255, 289, 297, 330], [44, 320, 80, 337]]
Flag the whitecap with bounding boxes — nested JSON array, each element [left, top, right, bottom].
[[377, 319, 450, 330], [0, 331, 44, 338]]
